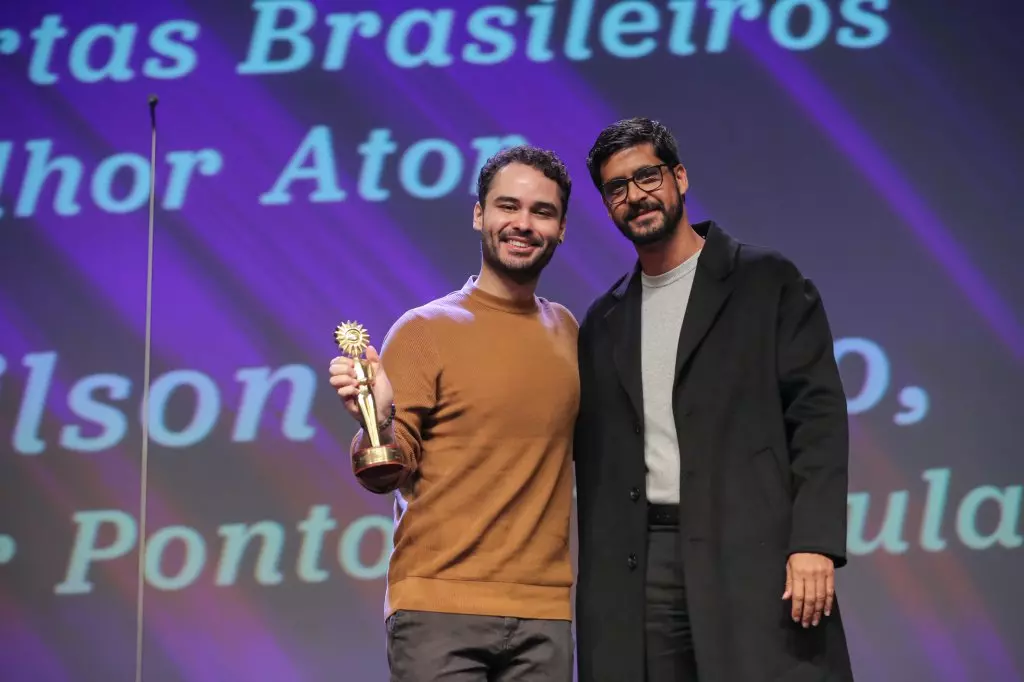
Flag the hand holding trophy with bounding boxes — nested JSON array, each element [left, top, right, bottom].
[[330, 321, 412, 494]]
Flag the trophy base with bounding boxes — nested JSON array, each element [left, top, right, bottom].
[[353, 445, 411, 494]]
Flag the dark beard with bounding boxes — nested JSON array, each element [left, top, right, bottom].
[[480, 230, 557, 284], [615, 198, 683, 246]]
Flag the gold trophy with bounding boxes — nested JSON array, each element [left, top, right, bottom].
[[334, 321, 411, 493]]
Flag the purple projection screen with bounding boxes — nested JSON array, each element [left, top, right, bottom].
[[1, 1, 1022, 681]]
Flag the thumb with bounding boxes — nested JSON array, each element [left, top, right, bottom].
[[365, 345, 380, 364], [782, 562, 792, 600], [365, 345, 384, 382]]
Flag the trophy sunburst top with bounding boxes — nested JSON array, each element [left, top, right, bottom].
[[335, 321, 371, 358]]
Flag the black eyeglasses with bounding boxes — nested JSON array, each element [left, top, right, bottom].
[[600, 164, 669, 205]]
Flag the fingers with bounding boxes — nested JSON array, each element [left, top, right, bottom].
[[791, 574, 804, 623], [328, 356, 373, 406], [782, 563, 792, 600], [810, 571, 825, 627], [825, 571, 835, 618], [329, 356, 353, 372], [365, 345, 380, 362], [787, 560, 834, 628]]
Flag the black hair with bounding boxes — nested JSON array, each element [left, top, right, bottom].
[[476, 145, 572, 219], [585, 117, 682, 189]]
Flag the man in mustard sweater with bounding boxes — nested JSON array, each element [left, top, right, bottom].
[[329, 145, 579, 681]]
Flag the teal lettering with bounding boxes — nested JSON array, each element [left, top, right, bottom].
[[61, 373, 131, 452], [837, 0, 890, 49], [386, 9, 455, 69], [463, 6, 518, 65], [706, 0, 762, 53], [146, 526, 206, 591], [468, 134, 529, 192], [216, 521, 286, 585], [56, 510, 136, 595], [68, 23, 137, 83], [163, 149, 224, 210], [357, 128, 398, 202], [322, 12, 382, 70], [17, 140, 83, 217], [956, 485, 1023, 550], [297, 506, 337, 583], [339, 515, 392, 580], [144, 20, 200, 79], [524, 1, 556, 63], [400, 138, 462, 199], [14, 351, 57, 455], [28, 14, 67, 85], [261, 125, 346, 205], [233, 365, 316, 442], [564, 0, 595, 61], [847, 490, 910, 555], [600, 1, 660, 59], [834, 337, 890, 415], [146, 369, 220, 448], [769, 0, 831, 51], [238, 0, 317, 75], [91, 152, 149, 214], [0, 141, 11, 219], [919, 468, 950, 552], [666, 0, 699, 56]]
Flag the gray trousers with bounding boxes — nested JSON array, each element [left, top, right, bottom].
[[385, 609, 574, 681]]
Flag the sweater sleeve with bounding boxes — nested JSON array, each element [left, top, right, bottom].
[[377, 311, 440, 469]]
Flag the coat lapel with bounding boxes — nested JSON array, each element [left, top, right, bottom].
[[602, 221, 740, 414], [604, 265, 644, 423], [674, 221, 739, 382]]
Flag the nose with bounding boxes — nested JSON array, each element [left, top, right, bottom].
[[625, 179, 648, 203], [510, 208, 536, 232]]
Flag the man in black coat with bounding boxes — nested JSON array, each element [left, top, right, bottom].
[[573, 117, 855, 682]]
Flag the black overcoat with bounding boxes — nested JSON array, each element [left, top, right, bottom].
[[574, 221, 855, 682]]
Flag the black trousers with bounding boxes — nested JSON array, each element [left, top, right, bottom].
[[646, 504, 699, 682], [385, 609, 573, 681]]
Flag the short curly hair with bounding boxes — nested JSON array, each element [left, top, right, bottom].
[[476, 145, 572, 219]]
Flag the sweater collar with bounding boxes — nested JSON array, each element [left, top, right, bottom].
[[462, 276, 539, 314]]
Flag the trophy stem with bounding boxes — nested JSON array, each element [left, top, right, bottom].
[[352, 359, 381, 448]]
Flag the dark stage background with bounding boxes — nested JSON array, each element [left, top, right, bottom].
[[1, 1, 1022, 680]]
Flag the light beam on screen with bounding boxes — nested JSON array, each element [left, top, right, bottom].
[[0, 153, 321, 682], [0, 595, 73, 682], [848, 417, 1019, 681], [6, 182, 372, 507], [0, 300, 314, 682], [0, 297, 142, 496], [310, 28, 612, 295], [2, 87, 389, 682], [732, 23, 1024, 364], [0, 127, 382, 667], [25, 2, 449, 319], [0, 98, 352, 485], [432, 56, 719, 291], [882, 27, 1022, 200], [17, 76, 414, 323], [846, 420, 970, 681], [0, 77, 366, 481]]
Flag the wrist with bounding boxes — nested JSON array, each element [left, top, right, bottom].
[[373, 402, 396, 431]]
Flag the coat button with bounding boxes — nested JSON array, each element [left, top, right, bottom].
[[627, 553, 637, 570], [633, 423, 641, 434], [629, 487, 640, 501]]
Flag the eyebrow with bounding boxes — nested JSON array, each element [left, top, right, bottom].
[[606, 164, 660, 182], [493, 195, 560, 213]]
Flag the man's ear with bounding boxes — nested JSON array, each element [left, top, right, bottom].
[[674, 165, 689, 196], [472, 202, 483, 233]]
